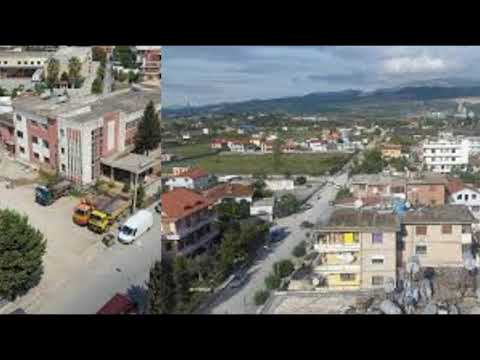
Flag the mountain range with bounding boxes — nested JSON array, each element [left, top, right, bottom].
[[164, 78, 480, 117]]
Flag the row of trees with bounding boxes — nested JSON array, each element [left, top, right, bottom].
[[46, 56, 84, 90], [350, 149, 385, 175]]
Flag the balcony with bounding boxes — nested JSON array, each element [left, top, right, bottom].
[[314, 233, 361, 253], [314, 252, 361, 273]]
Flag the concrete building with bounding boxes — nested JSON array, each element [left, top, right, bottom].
[[50, 46, 93, 84], [161, 188, 219, 258], [0, 112, 14, 155], [313, 209, 400, 291], [308, 140, 327, 152], [350, 174, 406, 200], [401, 205, 476, 268], [251, 197, 275, 222], [406, 175, 447, 207], [166, 167, 210, 190], [0, 51, 50, 80], [422, 138, 469, 173], [135, 46, 161, 82], [381, 144, 403, 159], [447, 179, 480, 220], [265, 179, 295, 191], [12, 85, 160, 184]]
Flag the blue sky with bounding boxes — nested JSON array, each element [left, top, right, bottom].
[[163, 46, 480, 107]]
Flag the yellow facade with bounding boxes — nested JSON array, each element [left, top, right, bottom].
[[326, 273, 361, 288]]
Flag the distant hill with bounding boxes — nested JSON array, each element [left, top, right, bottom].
[[164, 80, 480, 117]]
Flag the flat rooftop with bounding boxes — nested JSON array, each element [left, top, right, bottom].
[[350, 174, 405, 186], [102, 151, 160, 174], [0, 51, 50, 59], [252, 197, 275, 207], [317, 209, 400, 232], [53, 46, 91, 62], [13, 86, 160, 123], [403, 205, 477, 224]]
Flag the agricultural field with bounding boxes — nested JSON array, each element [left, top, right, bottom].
[[164, 142, 214, 158], [163, 152, 351, 176]]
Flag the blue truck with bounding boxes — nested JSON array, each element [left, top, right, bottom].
[[35, 180, 72, 206]]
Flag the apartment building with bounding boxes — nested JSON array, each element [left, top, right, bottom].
[[405, 175, 447, 207], [447, 179, 480, 220], [166, 167, 210, 190], [161, 188, 219, 258], [313, 209, 400, 291], [422, 138, 469, 173], [400, 205, 476, 268], [12, 85, 161, 184], [0, 51, 49, 79], [350, 174, 406, 199], [381, 144, 402, 159], [136, 46, 161, 82]]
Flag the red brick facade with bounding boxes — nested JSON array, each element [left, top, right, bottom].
[[406, 184, 446, 207], [26, 117, 58, 170]]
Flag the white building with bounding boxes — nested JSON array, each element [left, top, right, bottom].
[[464, 137, 480, 155], [265, 179, 294, 191], [449, 185, 480, 221], [202, 128, 210, 135], [166, 168, 210, 190], [251, 197, 275, 222], [422, 138, 469, 173], [227, 141, 246, 153], [308, 140, 327, 152]]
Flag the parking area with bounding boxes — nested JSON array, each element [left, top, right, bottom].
[[0, 178, 105, 305]]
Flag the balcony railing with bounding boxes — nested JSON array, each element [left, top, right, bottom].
[[314, 264, 361, 273], [314, 242, 360, 253]]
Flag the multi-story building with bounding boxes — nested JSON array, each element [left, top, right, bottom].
[[381, 144, 402, 159], [136, 46, 161, 82], [406, 175, 447, 207], [313, 209, 400, 291], [350, 174, 406, 200], [161, 188, 219, 258], [0, 111, 14, 155], [166, 167, 211, 190], [422, 138, 469, 173], [447, 179, 480, 220], [12, 85, 160, 184], [400, 205, 476, 268], [0, 51, 50, 80]]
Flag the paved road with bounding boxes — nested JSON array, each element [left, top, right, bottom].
[[208, 171, 349, 314], [1, 206, 162, 314], [103, 58, 113, 94]]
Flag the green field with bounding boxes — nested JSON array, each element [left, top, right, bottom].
[[163, 152, 351, 175], [165, 143, 214, 158]]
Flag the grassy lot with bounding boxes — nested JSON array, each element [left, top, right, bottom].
[[165, 143, 214, 158], [163, 152, 351, 175]]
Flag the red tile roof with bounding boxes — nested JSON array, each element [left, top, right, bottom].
[[176, 167, 208, 180], [162, 188, 209, 219], [202, 183, 254, 204], [97, 294, 135, 315]]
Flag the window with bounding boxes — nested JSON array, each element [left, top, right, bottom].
[[16, 114, 21, 122], [19, 146, 25, 154], [43, 157, 50, 164], [415, 245, 427, 255], [431, 149, 436, 154], [60, 129, 65, 137], [17, 61, 21, 65], [24, 61, 27, 65], [462, 225, 472, 234], [37, 61, 41, 65], [3, 61, 6, 65], [473, 206, 480, 213], [32, 136, 38, 144], [61, 164, 66, 172], [431, 199, 436, 206], [465, 194, 470, 201], [43, 140, 49, 149], [372, 233, 383, 244], [457, 194, 463, 200], [416, 226, 427, 235], [452, 157, 456, 162], [16, 130, 23, 138], [452, 149, 456, 153], [340, 273, 356, 282], [358, 184, 366, 190], [165, 242, 173, 252], [442, 224, 452, 234], [31, 120, 38, 127], [473, 194, 477, 200], [33, 152, 40, 160], [61, 147, 65, 154], [371, 276, 384, 286], [371, 257, 384, 265]]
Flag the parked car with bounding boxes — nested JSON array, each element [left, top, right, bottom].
[[118, 210, 153, 244]]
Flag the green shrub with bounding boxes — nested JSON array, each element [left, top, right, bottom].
[[274, 259, 295, 278], [292, 242, 307, 258], [254, 289, 270, 306], [122, 182, 131, 193], [265, 273, 282, 290], [108, 180, 116, 189]]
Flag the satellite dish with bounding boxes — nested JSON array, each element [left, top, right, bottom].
[[312, 278, 320, 286]]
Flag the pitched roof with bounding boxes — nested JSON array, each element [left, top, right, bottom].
[[318, 209, 400, 232], [161, 188, 209, 219], [202, 183, 254, 204], [176, 167, 208, 180], [403, 205, 477, 224], [97, 293, 135, 315]]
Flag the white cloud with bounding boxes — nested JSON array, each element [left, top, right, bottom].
[[382, 55, 447, 74]]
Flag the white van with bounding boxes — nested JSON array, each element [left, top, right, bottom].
[[118, 210, 153, 244]]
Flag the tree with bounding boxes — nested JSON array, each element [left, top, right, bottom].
[[272, 138, 283, 171], [113, 46, 136, 69], [0, 86, 6, 96], [217, 229, 242, 276], [92, 46, 107, 63], [134, 100, 161, 155], [145, 260, 176, 314], [91, 77, 103, 94], [274, 259, 294, 278], [292, 242, 307, 258], [173, 256, 192, 312], [96, 64, 105, 81], [216, 198, 250, 226], [118, 70, 128, 83], [351, 149, 384, 175], [128, 70, 138, 83], [0, 209, 46, 301], [335, 186, 353, 200], [60, 71, 69, 84], [68, 56, 82, 84], [275, 194, 300, 218], [264, 272, 281, 290], [254, 289, 270, 305], [46, 58, 60, 89], [136, 183, 146, 208]]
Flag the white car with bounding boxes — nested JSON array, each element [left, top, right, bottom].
[[118, 210, 153, 244]]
